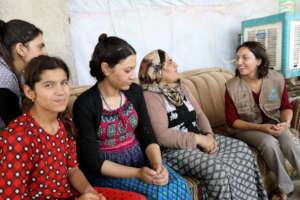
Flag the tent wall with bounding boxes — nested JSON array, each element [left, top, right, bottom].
[[66, 0, 281, 85], [0, 0, 77, 85], [1, 1, 300, 86]]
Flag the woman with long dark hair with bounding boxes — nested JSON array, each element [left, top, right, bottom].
[[0, 19, 47, 131]]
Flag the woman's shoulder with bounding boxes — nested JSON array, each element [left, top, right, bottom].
[[267, 69, 284, 80], [128, 82, 142, 92], [0, 61, 20, 95], [124, 83, 143, 99], [74, 84, 98, 106], [143, 90, 164, 101]]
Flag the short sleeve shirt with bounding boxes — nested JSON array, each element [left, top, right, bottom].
[[0, 112, 79, 199]]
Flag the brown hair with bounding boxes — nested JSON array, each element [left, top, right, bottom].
[[235, 41, 270, 78], [89, 33, 136, 81], [22, 55, 75, 137]]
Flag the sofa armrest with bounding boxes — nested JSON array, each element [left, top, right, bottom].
[[291, 98, 300, 138]]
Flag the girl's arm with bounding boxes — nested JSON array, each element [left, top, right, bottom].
[[68, 167, 105, 200], [68, 167, 97, 194], [101, 145, 168, 186], [101, 160, 156, 184]]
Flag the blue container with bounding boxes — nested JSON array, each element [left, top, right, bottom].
[[241, 12, 300, 78]]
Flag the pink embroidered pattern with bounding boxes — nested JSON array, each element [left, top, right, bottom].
[[98, 98, 139, 152]]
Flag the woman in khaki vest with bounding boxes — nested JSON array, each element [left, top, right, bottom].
[[225, 41, 300, 200]]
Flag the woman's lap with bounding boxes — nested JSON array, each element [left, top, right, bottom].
[[87, 164, 191, 200]]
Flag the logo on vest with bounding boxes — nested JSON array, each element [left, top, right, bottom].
[[268, 89, 278, 101]]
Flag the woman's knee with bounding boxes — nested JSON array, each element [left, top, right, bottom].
[[258, 137, 280, 155]]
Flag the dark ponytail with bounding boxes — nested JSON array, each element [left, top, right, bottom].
[[89, 33, 136, 82]]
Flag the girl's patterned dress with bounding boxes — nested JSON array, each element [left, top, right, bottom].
[[0, 112, 147, 200]]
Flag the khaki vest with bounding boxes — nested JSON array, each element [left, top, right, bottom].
[[226, 70, 284, 126]]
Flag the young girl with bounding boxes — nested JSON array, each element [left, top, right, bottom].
[[0, 55, 146, 200], [0, 19, 48, 132], [225, 41, 300, 200], [73, 34, 191, 200]]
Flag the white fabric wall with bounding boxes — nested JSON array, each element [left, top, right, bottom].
[[66, 0, 278, 86], [0, 0, 77, 85]]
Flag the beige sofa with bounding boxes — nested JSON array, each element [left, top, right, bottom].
[[69, 67, 299, 200]]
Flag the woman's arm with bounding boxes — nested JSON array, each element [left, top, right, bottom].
[[225, 89, 285, 136], [279, 84, 293, 126], [143, 91, 197, 149], [68, 167, 97, 194], [100, 144, 165, 184], [144, 143, 169, 185], [68, 167, 105, 200], [101, 160, 160, 185], [73, 93, 105, 176], [130, 84, 158, 151]]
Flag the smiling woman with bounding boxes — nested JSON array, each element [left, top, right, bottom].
[[225, 41, 300, 200]]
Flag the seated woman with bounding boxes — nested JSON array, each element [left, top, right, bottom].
[[139, 49, 268, 200], [225, 41, 300, 200], [73, 33, 191, 200], [0, 19, 48, 132], [0, 55, 146, 200]]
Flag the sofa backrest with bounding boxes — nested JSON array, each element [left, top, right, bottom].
[[180, 67, 234, 128], [68, 67, 234, 128]]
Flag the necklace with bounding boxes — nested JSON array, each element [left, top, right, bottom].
[[98, 87, 122, 111]]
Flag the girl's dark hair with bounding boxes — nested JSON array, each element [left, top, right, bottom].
[[89, 33, 136, 81], [0, 19, 42, 67], [235, 41, 269, 78], [22, 55, 75, 137]]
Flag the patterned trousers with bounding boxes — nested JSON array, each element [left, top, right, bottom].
[[162, 134, 268, 200], [87, 164, 191, 200]]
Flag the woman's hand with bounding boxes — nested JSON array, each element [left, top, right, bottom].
[[208, 134, 218, 153], [259, 124, 285, 136], [137, 166, 157, 184], [151, 163, 169, 186], [195, 134, 217, 153]]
